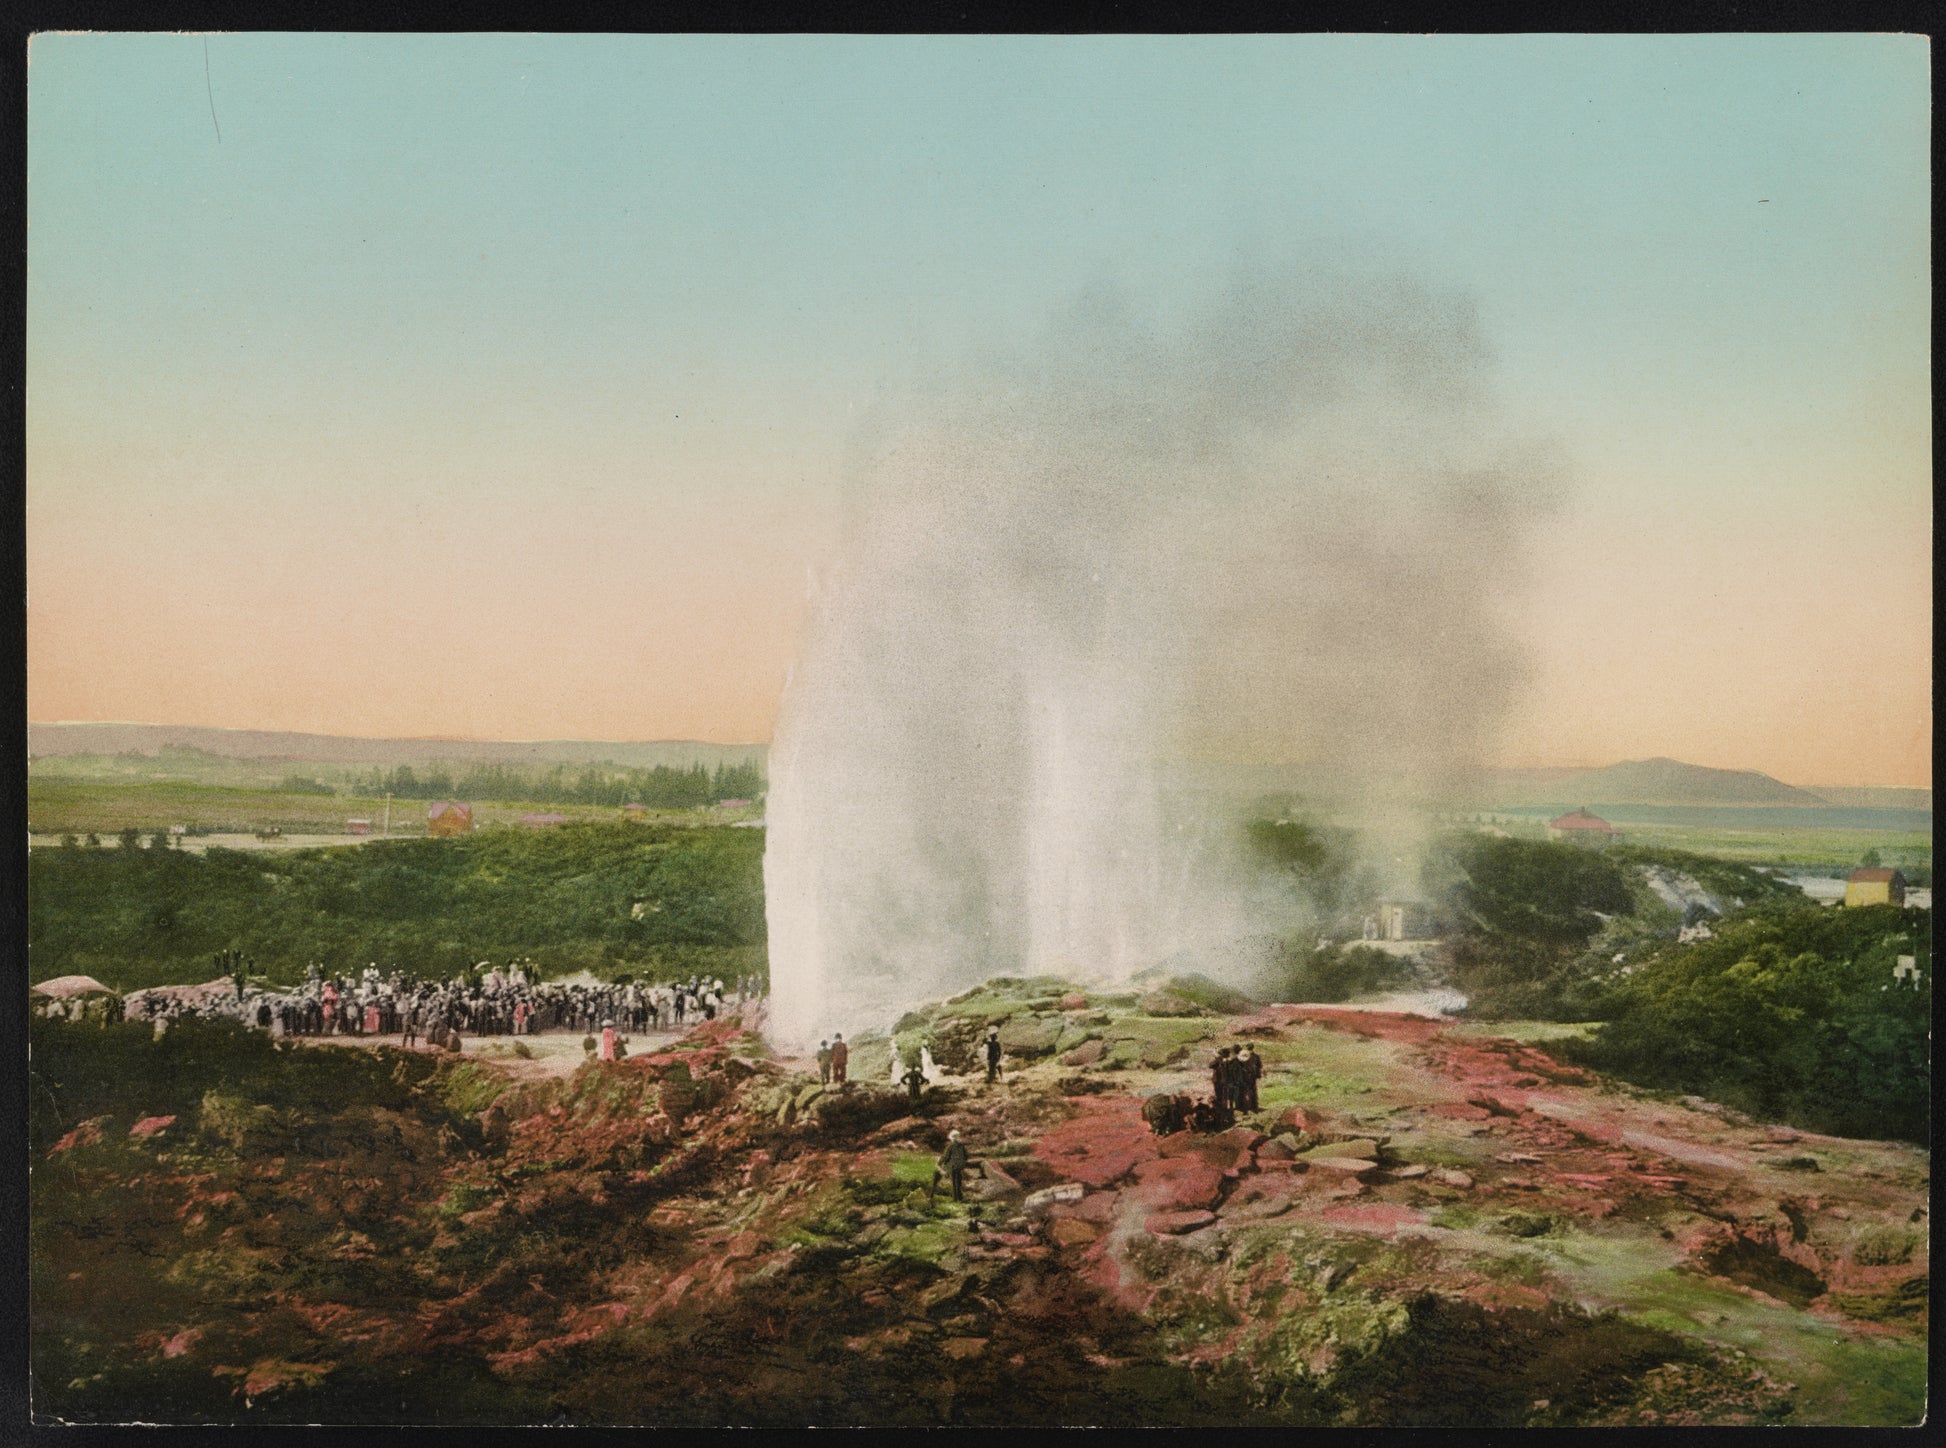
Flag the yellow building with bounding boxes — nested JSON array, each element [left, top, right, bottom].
[[1844, 867, 1905, 908], [427, 801, 475, 837]]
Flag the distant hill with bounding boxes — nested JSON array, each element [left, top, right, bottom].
[[1483, 757, 1831, 808], [27, 722, 767, 772]]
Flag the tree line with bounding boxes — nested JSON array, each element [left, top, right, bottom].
[[343, 759, 765, 809]]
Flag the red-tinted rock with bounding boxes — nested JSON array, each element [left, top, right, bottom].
[[1032, 1098, 1157, 1187], [129, 1115, 177, 1140], [1158, 1128, 1260, 1169], [1063, 1190, 1120, 1224], [1128, 1157, 1227, 1210], [1059, 993, 1089, 1011], [1061, 1039, 1106, 1067], [1318, 1201, 1430, 1236], [1145, 1209, 1217, 1235], [49, 1118, 108, 1155]]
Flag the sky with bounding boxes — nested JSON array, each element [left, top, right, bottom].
[[26, 33, 1932, 786]]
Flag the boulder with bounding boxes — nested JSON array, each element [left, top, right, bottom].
[[1431, 1168, 1475, 1190], [1275, 1106, 1327, 1135], [1304, 1155, 1380, 1176], [1053, 1022, 1101, 1056], [997, 1016, 1065, 1058], [1138, 992, 1204, 1018], [1023, 1182, 1086, 1214], [1145, 1209, 1217, 1236], [1058, 993, 1090, 1011], [1390, 1163, 1431, 1179], [1060, 1190, 1120, 1224], [1130, 1157, 1227, 1211], [1060, 1039, 1107, 1067], [1048, 1217, 1102, 1247], [969, 1159, 1023, 1200], [1297, 1138, 1377, 1162]]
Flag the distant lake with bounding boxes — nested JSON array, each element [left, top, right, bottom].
[[1490, 803, 1932, 833]]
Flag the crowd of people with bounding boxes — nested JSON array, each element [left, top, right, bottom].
[[119, 956, 766, 1048]]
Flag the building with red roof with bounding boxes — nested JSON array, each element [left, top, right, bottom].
[[1547, 808, 1616, 846]]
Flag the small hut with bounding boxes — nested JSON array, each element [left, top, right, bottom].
[[1547, 808, 1617, 847], [427, 802, 475, 837]]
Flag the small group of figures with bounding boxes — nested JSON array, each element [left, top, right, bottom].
[[812, 1025, 1009, 1105], [1142, 1041, 1267, 1137]]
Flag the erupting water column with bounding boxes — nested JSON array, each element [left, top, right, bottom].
[[762, 271, 1546, 1054]]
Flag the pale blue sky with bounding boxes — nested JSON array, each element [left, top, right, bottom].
[[26, 33, 1932, 781]]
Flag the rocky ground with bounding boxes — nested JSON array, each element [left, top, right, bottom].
[[31, 978, 1928, 1425]]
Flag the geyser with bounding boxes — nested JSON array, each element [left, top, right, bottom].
[[764, 269, 1549, 1049]]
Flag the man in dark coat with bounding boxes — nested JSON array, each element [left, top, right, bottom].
[[935, 1130, 971, 1202], [902, 1058, 928, 1105], [816, 1039, 833, 1085], [1239, 1044, 1264, 1111], [985, 1026, 1003, 1084], [1212, 1048, 1234, 1111], [830, 1033, 849, 1086]]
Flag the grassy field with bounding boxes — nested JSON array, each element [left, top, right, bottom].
[[1469, 812, 1929, 879], [25, 780, 758, 839], [1597, 820, 1931, 877]]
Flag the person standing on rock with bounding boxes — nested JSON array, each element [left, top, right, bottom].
[[985, 1026, 1003, 1085], [1239, 1044, 1264, 1112], [902, 1057, 928, 1105], [816, 1039, 833, 1085], [935, 1130, 971, 1202], [600, 1018, 620, 1062], [830, 1033, 849, 1087], [1211, 1047, 1233, 1111]]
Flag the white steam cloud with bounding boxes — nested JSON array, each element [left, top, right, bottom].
[[764, 266, 1553, 1048]]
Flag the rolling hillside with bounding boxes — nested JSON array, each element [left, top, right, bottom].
[[1484, 758, 1830, 808]]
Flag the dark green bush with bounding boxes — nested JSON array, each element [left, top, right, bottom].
[[1563, 904, 1929, 1142], [27, 822, 766, 991]]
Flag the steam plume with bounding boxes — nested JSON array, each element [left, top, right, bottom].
[[764, 266, 1552, 1048]]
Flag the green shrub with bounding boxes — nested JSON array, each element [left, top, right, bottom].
[[1563, 905, 1929, 1142], [26, 822, 766, 992]]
